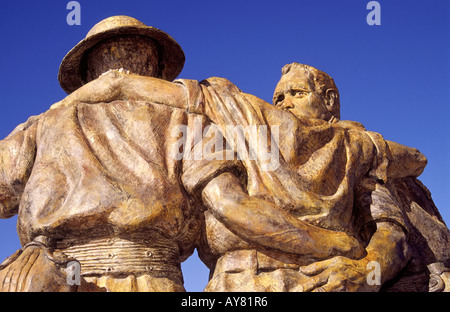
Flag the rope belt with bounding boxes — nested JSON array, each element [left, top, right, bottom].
[[55, 232, 182, 281]]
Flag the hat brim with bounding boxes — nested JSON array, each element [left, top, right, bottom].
[[58, 25, 185, 94]]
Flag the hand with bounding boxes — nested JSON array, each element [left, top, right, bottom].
[[298, 256, 380, 292]]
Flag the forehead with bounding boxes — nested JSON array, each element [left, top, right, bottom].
[[276, 70, 312, 93]]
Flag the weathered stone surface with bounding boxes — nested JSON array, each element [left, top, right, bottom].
[[0, 16, 448, 292]]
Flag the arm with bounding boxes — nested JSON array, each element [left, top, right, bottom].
[[0, 117, 38, 218], [201, 172, 366, 260], [298, 183, 411, 292], [365, 221, 411, 287], [361, 182, 412, 287], [51, 72, 247, 129], [298, 221, 410, 292], [386, 140, 427, 179], [51, 70, 188, 110]]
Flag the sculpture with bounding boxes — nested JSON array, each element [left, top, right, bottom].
[[0, 15, 196, 292], [0, 15, 448, 292]]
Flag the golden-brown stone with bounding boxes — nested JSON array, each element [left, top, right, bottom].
[[1, 16, 448, 292]]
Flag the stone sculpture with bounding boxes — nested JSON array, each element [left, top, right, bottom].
[[0, 15, 448, 292], [0, 15, 196, 292]]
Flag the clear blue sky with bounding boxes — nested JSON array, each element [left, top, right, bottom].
[[0, 0, 448, 292]]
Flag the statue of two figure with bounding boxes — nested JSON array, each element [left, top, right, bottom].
[[0, 16, 448, 292]]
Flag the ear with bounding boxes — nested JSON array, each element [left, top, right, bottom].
[[325, 89, 337, 110]]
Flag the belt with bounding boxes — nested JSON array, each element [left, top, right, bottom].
[[214, 249, 314, 276], [55, 232, 182, 282]]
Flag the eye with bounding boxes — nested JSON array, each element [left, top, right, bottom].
[[291, 90, 308, 97], [275, 94, 285, 105]]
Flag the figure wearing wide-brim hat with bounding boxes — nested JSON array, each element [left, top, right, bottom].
[[58, 15, 185, 94]]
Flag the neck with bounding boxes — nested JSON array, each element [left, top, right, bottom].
[[101, 68, 131, 76]]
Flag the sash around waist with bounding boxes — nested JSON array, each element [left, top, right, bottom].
[[214, 249, 316, 276], [55, 232, 182, 279]]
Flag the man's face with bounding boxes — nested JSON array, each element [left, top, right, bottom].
[[274, 70, 331, 121]]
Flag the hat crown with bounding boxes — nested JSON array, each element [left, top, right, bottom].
[[86, 15, 146, 38]]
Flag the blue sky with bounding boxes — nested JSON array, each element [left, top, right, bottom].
[[0, 0, 448, 292]]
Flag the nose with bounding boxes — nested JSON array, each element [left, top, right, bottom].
[[280, 101, 294, 110]]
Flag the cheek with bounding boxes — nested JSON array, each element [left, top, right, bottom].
[[291, 97, 325, 119], [290, 99, 312, 117], [308, 94, 327, 111], [292, 98, 311, 110]]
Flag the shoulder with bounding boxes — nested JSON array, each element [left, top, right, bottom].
[[335, 120, 366, 131], [4, 113, 43, 139], [201, 77, 240, 88]]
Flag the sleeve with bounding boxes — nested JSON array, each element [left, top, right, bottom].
[[364, 131, 428, 181], [356, 131, 427, 240], [352, 130, 409, 241], [175, 78, 252, 197], [182, 157, 245, 199], [369, 183, 407, 231], [355, 181, 409, 245], [181, 114, 246, 200], [174, 77, 256, 127], [0, 116, 39, 218], [173, 79, 206, 115], [364, 131, 390, 183], [385, 140, 427, 179]]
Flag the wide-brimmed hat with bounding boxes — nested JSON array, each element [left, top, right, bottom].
[[58, 15, 185, 94]]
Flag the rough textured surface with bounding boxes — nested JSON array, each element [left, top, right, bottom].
[[0, 16, 448, 292]]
